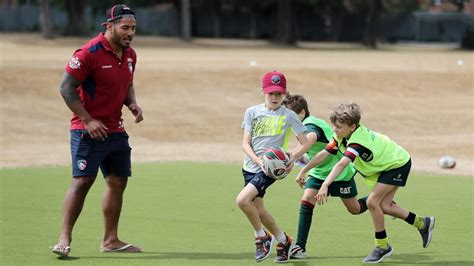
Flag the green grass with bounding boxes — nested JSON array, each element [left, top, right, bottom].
[[0, 162, 473, 265]]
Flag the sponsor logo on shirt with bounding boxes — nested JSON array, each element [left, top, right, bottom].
[[127, 57, 133, 74], [360, 152, 373, 161], [393, 173, 403, 182], [102, 65, 112, 69], [69, 56, 81, 70], [251, 115, 286, 137], [340, 186, 352, 194]]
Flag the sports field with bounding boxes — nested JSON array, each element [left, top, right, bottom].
[[0, 34, 473, 264], [0, 163, 473, 265], [0, 34, 472, 175]]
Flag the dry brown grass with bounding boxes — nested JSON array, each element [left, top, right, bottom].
[[0, 33, 472, 176]]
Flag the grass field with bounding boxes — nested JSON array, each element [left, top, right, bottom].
[[0, 162, 472, 265]]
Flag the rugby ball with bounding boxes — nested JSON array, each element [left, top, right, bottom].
[[438, 155, 456, 169], [262, 146, 290, 180]]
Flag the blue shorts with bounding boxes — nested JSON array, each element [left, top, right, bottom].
[[70, 130, 132, 178], [242, 169, 276, 198]]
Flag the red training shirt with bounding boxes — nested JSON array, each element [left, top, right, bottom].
[[65, 33, 137, 133]]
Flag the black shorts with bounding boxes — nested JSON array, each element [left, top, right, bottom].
[[377, 159, 411, 187], [242, 169, 276, 198], [306, 175, 358, 198], [70, 130, 132, 178]]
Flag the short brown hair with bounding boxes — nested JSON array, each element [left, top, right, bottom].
[[329, 102, 361, 126], [283, 94, 310, 119]]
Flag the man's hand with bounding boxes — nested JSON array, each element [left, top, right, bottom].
[[84, 118, 108, 141], [128, 103, 143, 123]]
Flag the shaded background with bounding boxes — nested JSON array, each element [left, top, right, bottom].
[[1, 0, 474, 47]]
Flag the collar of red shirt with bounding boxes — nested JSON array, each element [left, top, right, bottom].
[[96, 33, 129, 53]]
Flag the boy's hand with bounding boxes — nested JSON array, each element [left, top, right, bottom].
[[286, 153, 294, 173], [258, 158, 268, 176], [295, 171, 307, 189], [315, 186, 329, 205]]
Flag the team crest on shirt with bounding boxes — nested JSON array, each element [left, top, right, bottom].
[[69, 56, 81, 70], [77, 159, 87, 171], [127, 57, 133, 73]]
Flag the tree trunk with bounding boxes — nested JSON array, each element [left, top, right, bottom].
[[64, 0, 88, 36], [277, 0, 295, 45], [363, 0, 382, 48], [180, 0, 192, 41], [212, 6, 221, 38], [249, 12, 257, 39], [329, 8, 345, 41], [39, 0, 54, 39]]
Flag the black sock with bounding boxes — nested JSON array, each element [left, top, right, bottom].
[[375, 230, 387, 239], [357, 196, 368, 214], [405, 212, 416, 225]]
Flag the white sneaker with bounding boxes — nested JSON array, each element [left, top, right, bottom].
[[290, 244, 306, 259]]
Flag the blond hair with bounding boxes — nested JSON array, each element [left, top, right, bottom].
[[330, 102, 361, 126]]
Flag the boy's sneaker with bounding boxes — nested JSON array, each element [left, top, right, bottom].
[[274, 233, 293, 263], [362, 245, 393, 264], [418, 216, 435, 248], [255, 232, 275, 262], [290, 244, 306, 259]]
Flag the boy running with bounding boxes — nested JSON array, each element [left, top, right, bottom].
[[284, 94, 368, 259], [236, 71, 311, 263], [314, 102, 435, 263]]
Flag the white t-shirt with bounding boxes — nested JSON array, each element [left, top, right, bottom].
[[242, 104, 306, 173]]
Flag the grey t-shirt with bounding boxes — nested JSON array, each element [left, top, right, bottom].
[[242, 104, 307, 173]]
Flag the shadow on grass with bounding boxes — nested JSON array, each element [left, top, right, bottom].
[[79, 251, 254, 260], [56, 256, 80, 261], [386, 252, 472, 265], [56, 251, 472, 265], [67, 252, 360, 264]]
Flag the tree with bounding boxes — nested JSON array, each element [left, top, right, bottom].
[[180, 0, 191, 41], [362, 0, 382, 48], [277, 0, 295, 45], [39, 0, 54, 39], [64, 0, 88, 36]]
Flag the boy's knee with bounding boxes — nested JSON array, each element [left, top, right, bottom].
[[366, 196, 380, 210], [347, 207, 360, 215], [236, 196, 249, 209], [380, 202, 394, 213]]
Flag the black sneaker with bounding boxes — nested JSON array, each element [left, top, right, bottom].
[[362, 245, 393, 263], [274, 234, 293, 263], [418, 216, 435, 248], [255, 232, 275, 262]]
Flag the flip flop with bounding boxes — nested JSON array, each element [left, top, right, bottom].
[[52, 244, 71, 257], [100, 244, 142, 253]]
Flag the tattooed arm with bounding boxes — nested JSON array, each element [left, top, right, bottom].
[[59, 72, 108, 140]]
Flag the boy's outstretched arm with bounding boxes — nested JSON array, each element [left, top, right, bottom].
[[315, 157, 351, 204], [295, 150, 330, 188], [290, 132, 311, 163]]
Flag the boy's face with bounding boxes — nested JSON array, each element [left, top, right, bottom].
[[332, 121, 356, 139], [264, 91, 284, 110]]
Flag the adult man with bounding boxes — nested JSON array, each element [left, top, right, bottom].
[[52, 4, 143, 257]]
